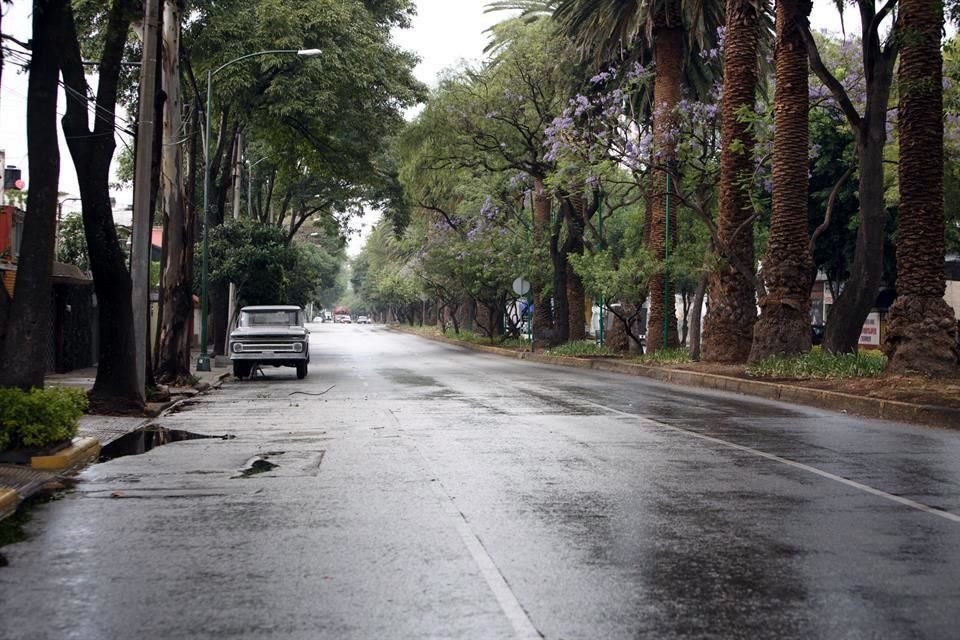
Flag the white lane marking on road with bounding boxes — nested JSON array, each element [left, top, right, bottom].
[[386, 409, 542, 639], [580, 399, 960, 525], [426, 479, 543, 640]]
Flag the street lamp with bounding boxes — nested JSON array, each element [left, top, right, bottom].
[[56, 196, 82, 257], [196, 48, 321, 371]]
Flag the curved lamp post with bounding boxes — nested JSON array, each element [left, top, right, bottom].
[[197, 48, 321, 371]]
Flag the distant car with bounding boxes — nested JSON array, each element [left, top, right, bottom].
[[312, 316, 323, 323], [229, 305, 309, 380], [335, 314, 352, 324], [357, 315, 371, 324]]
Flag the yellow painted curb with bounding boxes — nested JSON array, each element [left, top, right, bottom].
[[0, 488, 18, 519], [31, 437, 101, 472]]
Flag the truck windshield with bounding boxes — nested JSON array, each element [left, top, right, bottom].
[[239, 310, 299, 327]]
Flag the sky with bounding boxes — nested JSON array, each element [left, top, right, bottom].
[[0, 0, 854, 246]]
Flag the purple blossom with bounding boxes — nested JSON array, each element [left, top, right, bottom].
[[573, 94, 591, 116], [480, 196, 499, 221]]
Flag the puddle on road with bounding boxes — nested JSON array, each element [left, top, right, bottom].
[[377, 368, 441, 387], [99, 426, 233, 462]]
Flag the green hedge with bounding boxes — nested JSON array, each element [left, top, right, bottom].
[[0, 386, 87, 451]]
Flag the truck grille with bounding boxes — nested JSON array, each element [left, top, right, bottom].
[[238, 343, 299, 353]]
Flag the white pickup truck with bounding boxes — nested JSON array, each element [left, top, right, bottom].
[[228, 305, 310, 379]]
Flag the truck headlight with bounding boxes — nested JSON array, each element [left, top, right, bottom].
[[294, 342, 304, 353], [232, 343, 243, 353]]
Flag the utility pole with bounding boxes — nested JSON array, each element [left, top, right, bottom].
[[131, 0, 160, 401]]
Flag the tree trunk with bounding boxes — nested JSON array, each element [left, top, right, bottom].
[[210, 127, 239, 356], [531, 177, 555, 345], [702, 0, 760, 362], [59, 0, 142, 412], [0, 0, 64, 390], [156, 0, 193, 384], [605, 307, 630, 353], [884, 0, 959, 375], [688, 270, 709, 361], [750, 0, 813, 362], [550, 210, 569, 344], [645, 24, 683, 352], [566, 195, 586, 341], [822, 132, 887, 353]]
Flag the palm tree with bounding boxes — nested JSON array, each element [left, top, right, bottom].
[[883, 0, 960, 375], [747, 0, 812, 362], [701, 0, 768, 362], [553, 0, 722, 352]]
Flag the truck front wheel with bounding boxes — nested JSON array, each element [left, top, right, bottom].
[[233, 361, 252, 379], [296, 361, 308, 379]]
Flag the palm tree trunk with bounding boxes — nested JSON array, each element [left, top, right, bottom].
[[0, 0, 65, 390], [701, 0, 760, 362], [645, 24, 683, 353], [883, 0, 959, 375], [749, 0, 813, 361]]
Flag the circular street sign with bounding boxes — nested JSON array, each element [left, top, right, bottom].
[[512, 277, 531, 296]]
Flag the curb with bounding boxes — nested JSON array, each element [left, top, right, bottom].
[[1, 376, 230, 523], [30, 437, 101, 472], [0, 488, 17, 520], [395, 327, 960, 430]]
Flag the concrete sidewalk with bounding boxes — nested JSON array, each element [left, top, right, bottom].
[[1, 354, 232, 520]]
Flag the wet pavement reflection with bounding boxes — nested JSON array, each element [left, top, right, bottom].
[[1, 325, 958, 639]]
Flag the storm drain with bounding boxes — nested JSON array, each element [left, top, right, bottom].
[[99, 426, 232, 461]]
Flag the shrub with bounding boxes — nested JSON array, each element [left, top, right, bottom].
[[631, 347, 691, 365], [747, 350, 886, 379], [0, 386, 87, 450], [547, 340, 615, 357]]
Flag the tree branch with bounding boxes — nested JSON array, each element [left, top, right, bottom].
[[810, 165, 854, 253]]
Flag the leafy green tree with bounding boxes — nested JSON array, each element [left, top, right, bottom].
[[795, 6, 900, 354], [554, 0, 723, 352], [184, 0, 424, 350], [398, 18, 574, 342], [206, 220, 336, 310], [58, 0, 143, 411], [56, 214, 90, 272]]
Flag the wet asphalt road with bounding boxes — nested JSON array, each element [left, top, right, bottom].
[[2, 324, 960, 639]]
